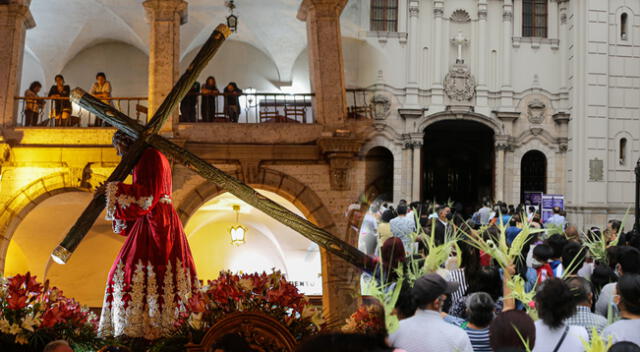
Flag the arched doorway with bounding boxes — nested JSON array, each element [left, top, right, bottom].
[[4, 191, 121, 307], [422, 120, 495, 210], [364, 146, 394, 203], [520, 150, 547, 203], [184, 189, 322, 295]]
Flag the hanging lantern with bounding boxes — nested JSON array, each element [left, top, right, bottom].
[[229, 204, 247, 246], [226, 0, 238, 32]]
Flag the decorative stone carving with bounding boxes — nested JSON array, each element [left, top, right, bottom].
[[450, 9, 471, 23], [370, 95, 391, 120], [434, 6, 444, 17], [527, 99, 546, 124], [318, 136, 363, 191], [444, 64, 476, 102], [478, 5, 488, 20], [409, 3, 419, 17], [495, 142, 515, 152], [503, 10, 513, 22], [589, 158, 604, 182]]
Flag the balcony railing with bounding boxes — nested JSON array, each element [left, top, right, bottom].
[[178, 92, 315, 124], [346, 89, 373, 120], [15, 96, 148, 127], [14, 90, 372, 127]]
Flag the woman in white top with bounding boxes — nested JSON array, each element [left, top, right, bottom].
[[90, 72, 112, 127], [532, 278, 588, 352]]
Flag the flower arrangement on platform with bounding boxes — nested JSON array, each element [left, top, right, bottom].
[[342, 303, 386, 337], [0, 272, 99, 352], [181, 270, 323, 343]]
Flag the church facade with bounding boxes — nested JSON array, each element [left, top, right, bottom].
[[343, 0, 640, 228]]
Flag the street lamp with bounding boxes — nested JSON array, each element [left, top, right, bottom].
[[229, 204, 247, 246], [226, 0, 238, 32]]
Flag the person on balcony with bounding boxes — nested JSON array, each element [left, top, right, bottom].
[[179, 81, 200, 123], [91, 72, 113, 127], [24, 81, 44, 126], [47, 74, 71, 127], [223, 82, 243, 123], [200, 76, 219, 122]]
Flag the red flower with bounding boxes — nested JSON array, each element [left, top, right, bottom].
[[189, 294, 206, 313], [7, 294, 28, 310], [41, 307, 64, 328]]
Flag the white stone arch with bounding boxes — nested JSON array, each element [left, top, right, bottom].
[[615, 6, 635, 45], [361, 133, 404, 203], [511, 138, 558, 202], [416, 111, 503, 135], [612, 130, 634, 170]]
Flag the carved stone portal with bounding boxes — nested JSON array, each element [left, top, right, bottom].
[[444, 64, 476, 103], [527, 99, 546, 124], [370, 94, 391, 120]]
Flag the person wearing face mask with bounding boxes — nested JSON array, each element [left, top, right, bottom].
[[531, 244, 554, 284], [389, 273, 472, 352], [595, 247, 640, 317], [602, 274, 640, 346], [433, 206, 452, 246]]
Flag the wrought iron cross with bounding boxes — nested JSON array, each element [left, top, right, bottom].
[[51, 24, 368, 270]]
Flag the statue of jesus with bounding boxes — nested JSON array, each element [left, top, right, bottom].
[[95, 131, 199, 339]]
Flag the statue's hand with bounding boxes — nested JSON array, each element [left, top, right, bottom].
[[94, 182, 107, 197]]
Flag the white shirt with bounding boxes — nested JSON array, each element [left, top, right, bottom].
[[532, 321, 588, 352], [390, 215, 416, 252], [389, 309, 473, 352], [595, 282, 616, 317], [545, 214, 566, 228], [602, 319, 640, 345]]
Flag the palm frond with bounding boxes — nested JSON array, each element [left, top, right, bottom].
[[580, 328, 613, 352]]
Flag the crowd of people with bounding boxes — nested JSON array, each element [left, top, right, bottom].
[[22, 73, 244, 126], [179, 77, 244, 123], [23, 72, 112, 127], [330, 199, 640, 352]]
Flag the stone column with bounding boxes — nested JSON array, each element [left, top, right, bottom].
[[298, 0, 348, 130], [411, 140, 422, 201], [404, 0, 420, 107], [558, 0, 569, 91], [431, 0, 445, 108], [399, 143, 413, 201], [143, 0, 187, 135], [494, 140, 508, 202], [476, 0, 489, 114], [501, 0, 514, 108], [316, 135, 363, 327], [0, 0, 34, 128]]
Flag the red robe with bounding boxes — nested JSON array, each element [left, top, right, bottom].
[[99, 148, 198, 339]]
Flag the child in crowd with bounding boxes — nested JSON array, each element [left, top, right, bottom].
[[531, 244, 554, 284]]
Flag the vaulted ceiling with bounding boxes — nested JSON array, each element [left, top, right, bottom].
[[25, 0, 363, 84]]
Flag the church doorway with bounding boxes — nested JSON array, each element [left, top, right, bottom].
[[184, 190, 322, 295], [422, 120, 494, 210], [520, 150, 547, 203], [364, 146, 394, 203]]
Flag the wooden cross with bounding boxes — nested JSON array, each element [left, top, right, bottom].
[[51, 24, 369, 271]]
